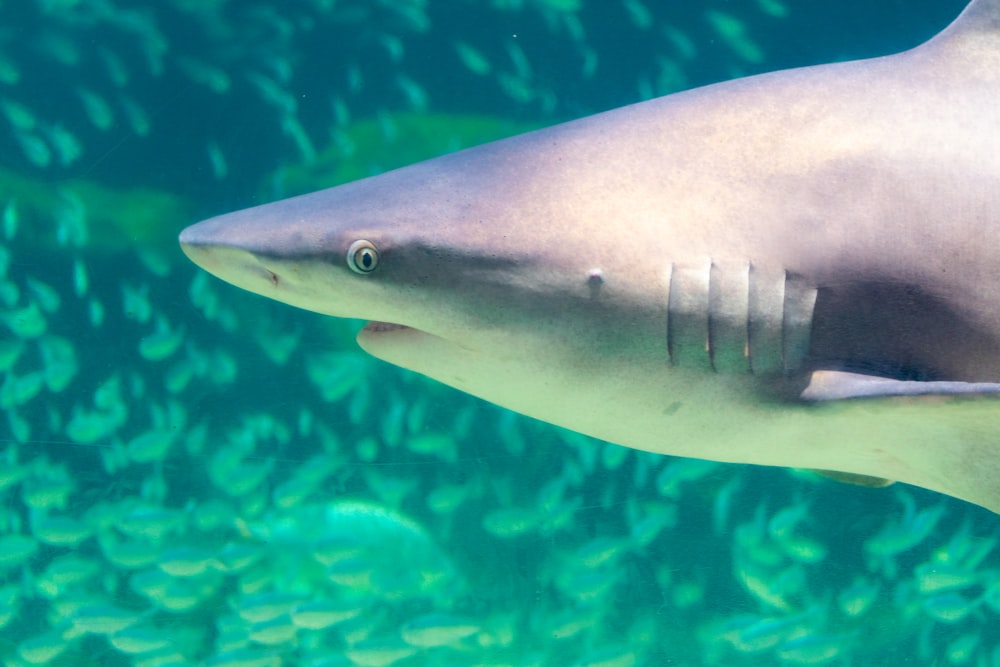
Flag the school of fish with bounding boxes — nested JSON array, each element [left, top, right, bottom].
[[2, 1, 998, 666]]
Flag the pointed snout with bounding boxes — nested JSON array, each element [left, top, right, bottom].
[[179, 212, 288, 297], [179, 216, 237, 276]]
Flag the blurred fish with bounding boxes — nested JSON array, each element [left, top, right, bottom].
[[725, 612, 813, 653], [177, 56, 231, 94], [69, 603, 146, 636], [138, 315, 185, 361], [120, 95, 151, 136], [107, 626, 173, 655], [914, 561, 982, 595], [922, 590, 981, 623], [865, 493, 945, 563], [572, 644, 637, 667], [482, 506, 540, 538], [252, 500, 461, 602], [290, 599, 364, 630], [400, 613, 480, 647], [837, 577, 879, 617], [30, 510, 92, 546], [71, 257, 88, 296], [36, 555, 100, 597], [2, 301, 46, 338], [114, 503, 185, 541], [0, 370, 45, 408], [343, 636, 415, 667], [0, 52, 19, 85], [1, 200, 16, 240], [705, 10, 764, 64], [206, 648, 281, 667], [1, 98, 35, 130], [17, 631, 70, 665], [76, 86, 114, 130], [43, 123, 82, 166], [623, 0, 653, 30], [777, 631, 852, 664], [454, 41, 491, 75], [758, 0, 789, 18], [0, 533, 37, 570], [97, 45, 130, 87], [945, 632, 980, 664], [207, 141, 228, 181], [122, 282, 153, 323], [215, 541, 264, 574], [157, 546, 219, 577]]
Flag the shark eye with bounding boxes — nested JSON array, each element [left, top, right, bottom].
[[346, 240, 380, 274]]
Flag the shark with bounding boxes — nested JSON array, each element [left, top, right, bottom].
[[180, 0, 1000, 513]]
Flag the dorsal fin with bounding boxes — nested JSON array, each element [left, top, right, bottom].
[[921, 0, 1000, 61], [948, 0, 1000, 32]]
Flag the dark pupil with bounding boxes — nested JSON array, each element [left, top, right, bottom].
[[360, 251, 372, 268]]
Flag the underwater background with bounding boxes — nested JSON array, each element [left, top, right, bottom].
[[1, 0, 997, 665]]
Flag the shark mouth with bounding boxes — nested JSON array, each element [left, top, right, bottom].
[[363, 321, 414, 333], [357, 320, 442, 360]]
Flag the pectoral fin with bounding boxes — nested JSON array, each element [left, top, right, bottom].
[[801, 370, 1000, 402], [787, 370, 1000, 512], [801, 370, 1000, 493]]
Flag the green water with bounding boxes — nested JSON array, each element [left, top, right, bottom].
[[1, 0, 996, 665]]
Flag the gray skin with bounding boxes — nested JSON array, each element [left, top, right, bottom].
[[181, 0, 1000, 512]]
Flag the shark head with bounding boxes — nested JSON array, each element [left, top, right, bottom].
[[180, 139, 676, 424]]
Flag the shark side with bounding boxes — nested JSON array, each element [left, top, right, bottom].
[[180, 0, 1000, 512]]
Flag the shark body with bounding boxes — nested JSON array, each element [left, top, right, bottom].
[[181, 0, 1000, 512]]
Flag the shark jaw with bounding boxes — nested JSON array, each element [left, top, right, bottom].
[[361, 321, 413, 334]]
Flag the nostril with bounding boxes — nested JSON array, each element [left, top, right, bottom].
[[267, 270, 279, 286]]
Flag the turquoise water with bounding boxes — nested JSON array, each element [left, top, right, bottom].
[[1, 1, 997, 666]]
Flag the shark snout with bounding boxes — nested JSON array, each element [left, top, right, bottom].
[[178, 214, 233, 251], [179, 220, 230, 274], [179, 221, 283, 297]]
